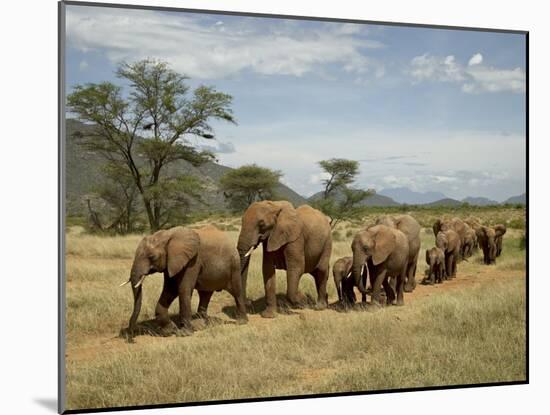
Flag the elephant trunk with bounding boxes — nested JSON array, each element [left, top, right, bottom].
[[238, 251, 251, 301], [128, 284, 142, 343], [127, 261, 147, 343], [352, 251, 368, 294], [237, 230, 260, 302]]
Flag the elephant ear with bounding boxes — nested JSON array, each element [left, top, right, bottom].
[[372, 226, 396, 266], [166, 228, 200, 278], [494, 225, 507, 237], [267, 204, 302, 252]]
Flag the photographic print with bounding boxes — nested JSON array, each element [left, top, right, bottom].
[[59, 1, 527, 412]]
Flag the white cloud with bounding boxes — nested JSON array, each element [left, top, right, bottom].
[[66, 7, 384, 80], [468, 53, 483, 66], [216, 121, 525, 201], [309, 172, 331, 185], [409, 54, 464, 83], [79, 60, 88, 71], [462, 66, 525, 94], [409, 53, 525, 94]]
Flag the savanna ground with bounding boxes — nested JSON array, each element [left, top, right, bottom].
[[64, 206, 526, 411]]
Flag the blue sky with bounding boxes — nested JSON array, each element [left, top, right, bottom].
[[65, 5, 526, 201]]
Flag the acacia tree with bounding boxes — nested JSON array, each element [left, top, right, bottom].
[[67, 59, 235, 230], [319, 158, 360, 198], [92, 162, 141, 234], [314, 158, 373, 228], [220, 164, 282, 211]]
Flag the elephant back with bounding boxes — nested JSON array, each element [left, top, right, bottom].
[[196, 225, 239, 270], [297, 204, 331, 239]]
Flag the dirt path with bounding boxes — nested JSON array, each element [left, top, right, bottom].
[[65, 265, 525, 364]]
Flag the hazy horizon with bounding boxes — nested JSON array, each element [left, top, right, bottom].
[[65, 5, 527, 202]]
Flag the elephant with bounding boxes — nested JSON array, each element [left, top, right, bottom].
[[122, 225, 247, 342], [351, 224, 409, 307], [461, 225, 477, 258], [376, 214, 421, 292], [333, 256, 365, 305], [435, 229, 461, 278], [423, 247, 446, 285], [237, 201, 332, 318], [476, 226, 497, 265], [433, 217, 468, 260], [464, 217, 482, 251], [494, 224, 507, 257], [476, 225, 506, 264]]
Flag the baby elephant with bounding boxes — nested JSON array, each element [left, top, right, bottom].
[[424, 247, 446, 285], [333, 256, 363, 305]]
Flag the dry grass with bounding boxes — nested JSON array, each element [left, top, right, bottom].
[[64, 207, 526, 411]]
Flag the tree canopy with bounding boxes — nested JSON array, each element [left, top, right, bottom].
[[220, 164, 282, 211], [319, 158, 360, 198], [67, 59, 236, 230], [314, 158, 373, 227]]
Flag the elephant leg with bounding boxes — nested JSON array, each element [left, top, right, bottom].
[[483, 247, 489, 264], [197, 290, 214, 320], [445, 254, 453, 279], [371, 269, 387, 307], [230, 262, 248, 324], [382, 277, 395, 305], [452, 256, 457, 277], [155, 275, 179, 335], [261, 254, 277, 318], [177, 275, 196, 334], [395, 269, 406, 306], [404, 255, 418, 292], [335, 277, 343, 303], [286, 267, 306, 307], [312, 268, 328, 310]]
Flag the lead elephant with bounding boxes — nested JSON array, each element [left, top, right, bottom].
[[237, 201, 332, 318], [351, 224, 409, 307], [376, 214, 421, 292], [122, 225, 247, 342]]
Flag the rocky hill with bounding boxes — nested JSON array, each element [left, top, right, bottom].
[[64, 119, 307, 216]]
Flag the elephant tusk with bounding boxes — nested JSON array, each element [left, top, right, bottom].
[[244, 246, 256, 257], [361, 264, 366, 276], [119, 280, 130, 287], [133, 275, 146, 288]]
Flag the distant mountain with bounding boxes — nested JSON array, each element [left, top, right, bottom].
[[65, 119, 307, 216], [461, 196, 499, 206], [308, 189, 400, 207], [503, 193, 526, 205], [379, 187, 447, 205], [424, 198, 463, 207]]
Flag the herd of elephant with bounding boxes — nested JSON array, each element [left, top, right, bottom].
[[120, 200, 507, 342]]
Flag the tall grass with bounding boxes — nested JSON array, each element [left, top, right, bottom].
[[65, 278, 525, 410], [64, 207, 526, 410]]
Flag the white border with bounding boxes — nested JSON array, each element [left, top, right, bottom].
[[2, 1, 544, 414]]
